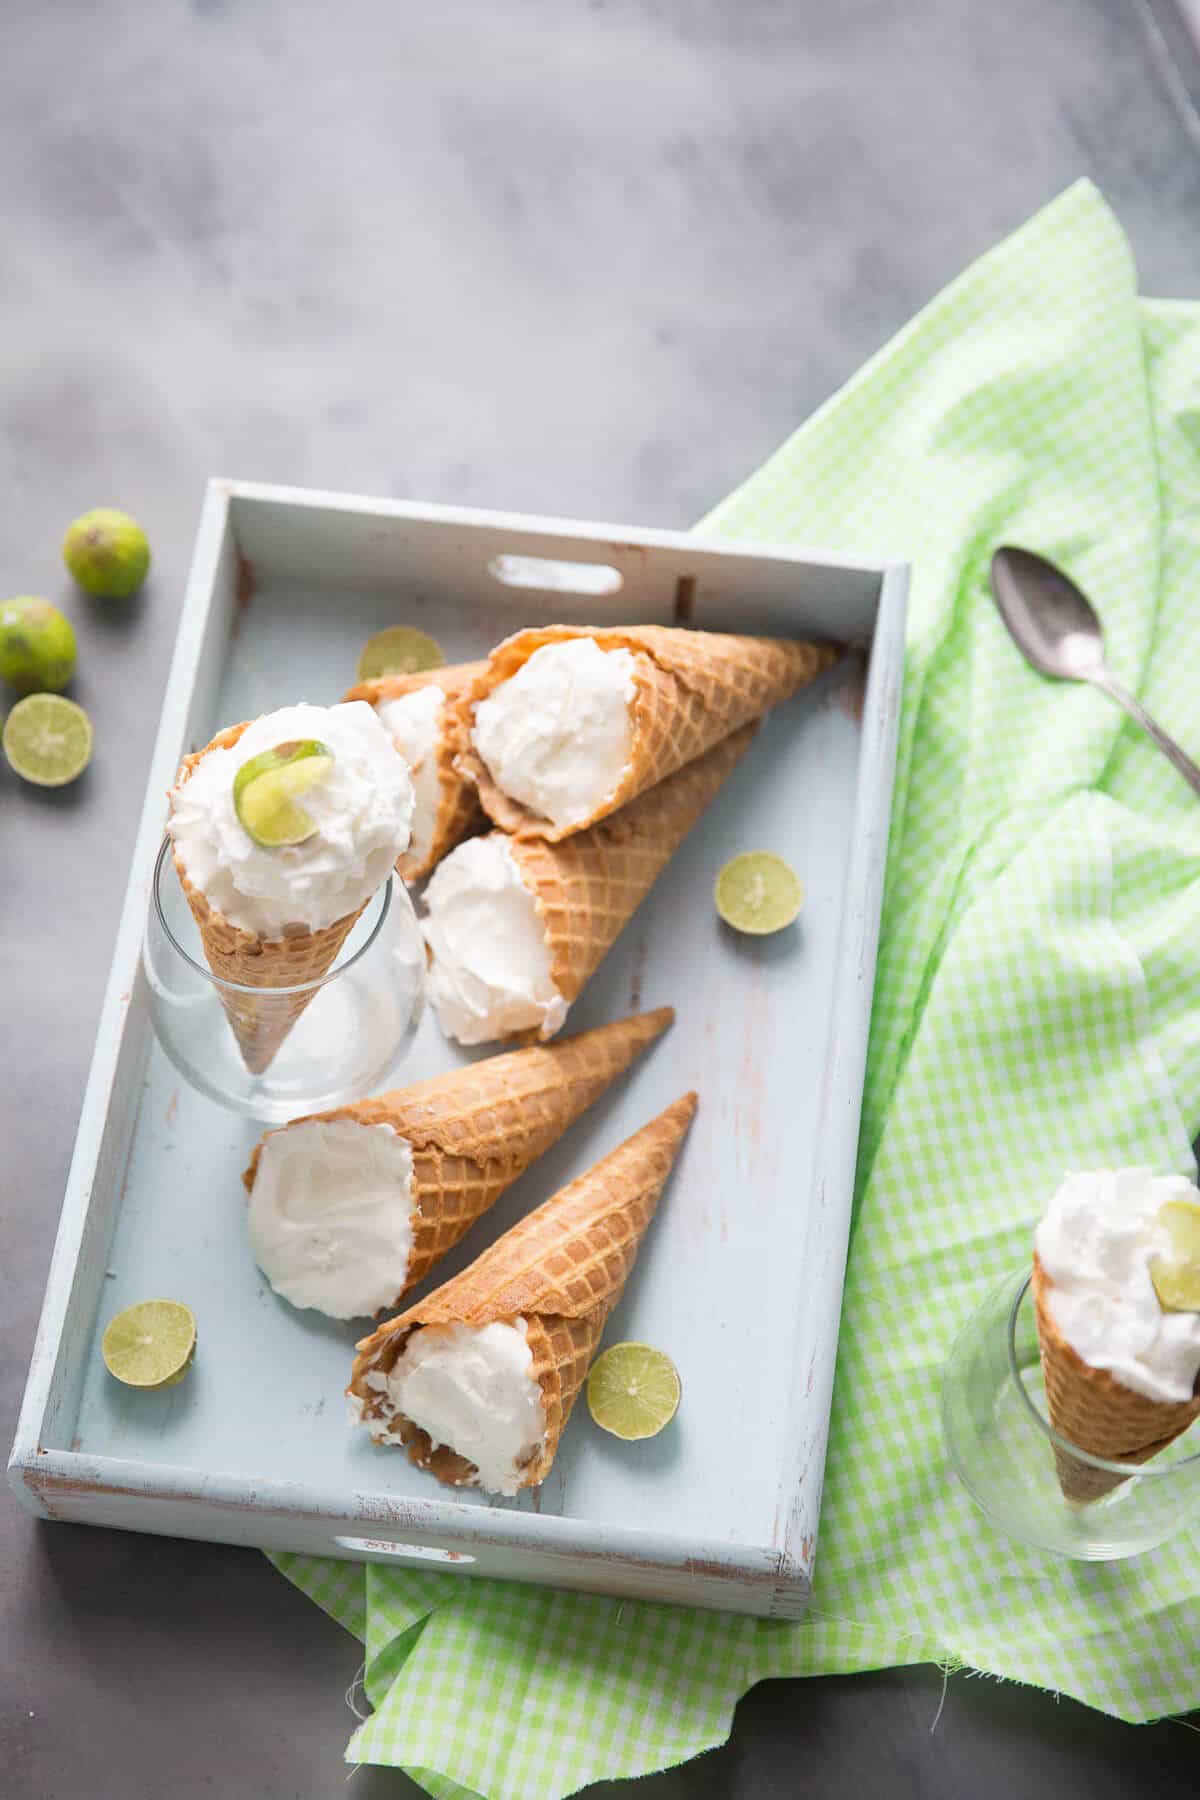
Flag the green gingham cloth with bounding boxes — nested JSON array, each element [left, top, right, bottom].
[[270, 181, 1200, 1792]]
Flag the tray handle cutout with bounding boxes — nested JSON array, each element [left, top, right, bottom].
[[489, 554, 622, 596], [334, 1536, 477, 1564]]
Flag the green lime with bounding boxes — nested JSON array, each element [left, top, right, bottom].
[[0, 597, 77, 693], [233, 738, 334, 847], [715, 852, 804, 935], [1150, 1198, 1200, 1312], [63, 508, 151, 598], [586, 1342, 681, 1441], [3, 694, 93, 786], [102, 1299, 197, 1389], [356, 625, 445, 682]]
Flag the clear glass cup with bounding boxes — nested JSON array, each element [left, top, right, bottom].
[[943, 1268, 1200, 1559], [144, 837, 424, 1122]]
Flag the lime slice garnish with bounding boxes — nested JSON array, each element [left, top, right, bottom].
[[1150, 1198, 1200, 1312], [233, 739, 334, 847], [0, 596, 77, 693], [102, 1299, 197, 1389], [62, 508, 151, 599], [714, 851, 803, 935], [586, 1342, 681, 1440], [356, 626, 445, 681], [3, 693, 93, 785]]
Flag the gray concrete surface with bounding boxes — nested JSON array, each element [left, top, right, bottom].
[[3, 1, 1200, 1794]]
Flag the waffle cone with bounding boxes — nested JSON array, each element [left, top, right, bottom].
[[350, 1091, 697, 1488], [245, 1008, 673, 1301], [1031, 1254, 1200, 1503], [342, 662, 487, 880], [505, 721, 754, 1024], [171, 722, 367, 1075], [457, 624, 838, 840]]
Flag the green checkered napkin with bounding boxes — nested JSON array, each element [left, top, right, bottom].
[[272, 181, 1200, 1792]]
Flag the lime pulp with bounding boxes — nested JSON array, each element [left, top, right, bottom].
[[233, 739, 334, 847], [102, 1299, 197, 1389], [586, 1342, 681, 1440], [714, 851, 804, 935], [356, 626, 445, 682], [1150, 1198, 1200, 1312], [3, 693, 93, 785]]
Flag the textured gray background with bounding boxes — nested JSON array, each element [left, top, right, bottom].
[[4, 1, 1200, 1794]]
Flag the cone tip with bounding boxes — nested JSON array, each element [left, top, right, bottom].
[[633, 1004, 674, 1034]]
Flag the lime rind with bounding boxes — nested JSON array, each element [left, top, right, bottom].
[[233, 740, 334, 847], [586, 1341, 681, 1441], [357, 626, 445, 682], [102, 1299, 197, 1389], [3, 693, 93, 786], [715, 851, 804, 936]]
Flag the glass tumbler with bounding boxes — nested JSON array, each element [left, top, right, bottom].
[[144, 837, 424, 1121], [942, 1269, 1200, 1559]]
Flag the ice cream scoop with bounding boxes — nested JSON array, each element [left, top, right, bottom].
[[421, 834, 566, 1044], [368, 1319, 546, 1495], [343, 661, 487, 881], [249, 1119, 417, 1320], [470, 638, 639, 831], [377, 686, 445, 872]]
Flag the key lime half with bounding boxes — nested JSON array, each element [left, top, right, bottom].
[[715, 851, 803, 935], [3, 693, 93, 785], [587, 1342, 681, 1440], [102, 1299, 197, 1389], [233, 739, 334, 847], [356, 626, 445, 681], [1150, 1198, 1200, 1312]]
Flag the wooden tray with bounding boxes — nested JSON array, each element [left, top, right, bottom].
[[9, 481, 906, 1619]]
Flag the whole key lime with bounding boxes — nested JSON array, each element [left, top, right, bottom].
[[0, 597, 77, 693], [63, 507, 151, 598]]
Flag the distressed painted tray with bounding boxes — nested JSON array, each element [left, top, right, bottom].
[[9, 481, 906, 1619]]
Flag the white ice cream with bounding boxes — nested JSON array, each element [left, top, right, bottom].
[[380, 1319, 546, 1494], [377, 686, 443, 874], [1035, 1168, 1200, 1403], [249, 1118, 417, 1319], [471, 638, 638, 829], [421, 835, 567, 1044], [169, 701, 414, 937]]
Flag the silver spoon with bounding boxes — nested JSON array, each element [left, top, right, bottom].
[[989, 545, 1200, 798]]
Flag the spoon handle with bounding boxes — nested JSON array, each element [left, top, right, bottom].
[[1092, 671, 1200, 798]]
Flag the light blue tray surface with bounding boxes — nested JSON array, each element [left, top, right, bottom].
[[73, 573, 862, 1549]]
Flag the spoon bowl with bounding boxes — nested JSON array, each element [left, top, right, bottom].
[[988, 545, 1200, 798], [989, 547, 1107, 680]]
